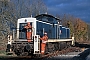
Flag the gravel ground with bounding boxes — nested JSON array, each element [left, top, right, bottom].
[[43, 48, 90, 60], [0, 47, 83, 60]]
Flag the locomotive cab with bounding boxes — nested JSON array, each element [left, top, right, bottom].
[[17, 18, 36, 41], [6, 17, 41, 56], [19, 23, 31, 39]]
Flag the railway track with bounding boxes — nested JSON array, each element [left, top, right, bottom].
[[42, 47, 82, 58], [1, 42, 89, 60], [0, 47, 82, 60]]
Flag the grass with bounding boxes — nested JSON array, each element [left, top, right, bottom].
[[0, 50, 6, 55]]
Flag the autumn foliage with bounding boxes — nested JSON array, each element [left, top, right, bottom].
[[74, 18, 87, 41], [60, 14, 87, 42]]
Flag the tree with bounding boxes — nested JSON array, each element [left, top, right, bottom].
[[0, 0, 16, 40], [61, 14, 67, 26], [67, 20, 74, 37], [74, 18, 87, 42], [61, 14, 87, 42], [26, 0, 47, 17], [0, 0, 47, 40]]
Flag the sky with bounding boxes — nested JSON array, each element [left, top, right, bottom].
[[43, 0, 90, 23]]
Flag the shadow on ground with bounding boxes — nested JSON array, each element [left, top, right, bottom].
[[72, 42, 90, 60], [75, 42, 90, 48]]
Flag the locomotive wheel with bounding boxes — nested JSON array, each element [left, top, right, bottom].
[[34, 54, 42, 57], [46, 43, 54, 53], [45, 43, 55, 54], [58, 42, 61, 50], [16, 51, 29, 56], [20, 52, 28, 56], [54, 43, 59, 51], [6, 49, 10, 52], [66, 42, 72, 48]]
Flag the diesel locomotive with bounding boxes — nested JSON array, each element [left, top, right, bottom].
[[6, 14, 74, 56]]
